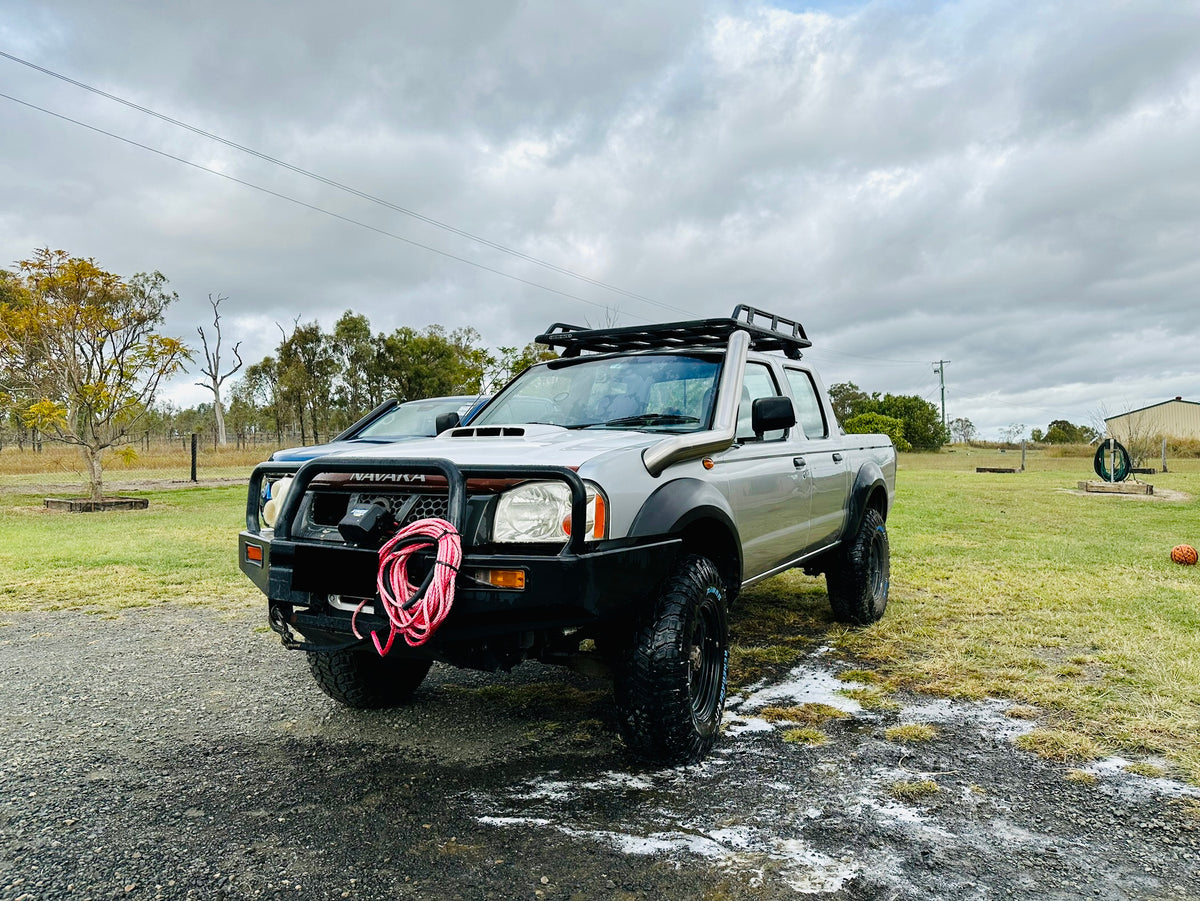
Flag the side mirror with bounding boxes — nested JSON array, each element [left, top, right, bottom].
[[752, 396, 796, 436], [435, 411, 461, 433]]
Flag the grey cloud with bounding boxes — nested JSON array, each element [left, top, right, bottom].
[[2, 0, 1199, 435]]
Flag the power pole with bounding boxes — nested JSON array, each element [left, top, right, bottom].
[[932, 360, 950, 431]]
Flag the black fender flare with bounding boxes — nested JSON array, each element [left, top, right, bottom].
[[628, 478, 743, 584], [840, 460, 890, 544]]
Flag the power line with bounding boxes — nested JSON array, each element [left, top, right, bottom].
[[0, 90, 653, 323], [0, 49, 694, 321], [811, 348, 931, 365]]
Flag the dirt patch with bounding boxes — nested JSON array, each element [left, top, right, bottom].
[[1060, 485, 1191, 502], [2, 477, 246, 496], [1, 605, 1198, 899], [43, 496, 150, 512]]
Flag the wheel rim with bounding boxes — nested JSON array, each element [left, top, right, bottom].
[[688, 596, 724, 724], [867, 531, 888, 615]]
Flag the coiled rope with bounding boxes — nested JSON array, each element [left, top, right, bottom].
[[352, 518, 461, 655]]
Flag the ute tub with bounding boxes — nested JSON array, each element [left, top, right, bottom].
[[238, 456, 682, 641]]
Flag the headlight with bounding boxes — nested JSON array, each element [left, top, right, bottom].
[[492, 481, 607, 543], [262, 476, 293, 527]]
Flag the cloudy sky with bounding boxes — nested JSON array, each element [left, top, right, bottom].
[[3, 0, 1199, 438]]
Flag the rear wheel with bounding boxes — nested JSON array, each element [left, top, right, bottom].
[[614, 555, 729, 764], [826, 508, 890, 625], [306, 647, 432, 709]]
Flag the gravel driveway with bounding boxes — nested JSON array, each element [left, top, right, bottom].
[[2, 603, 1198, 900]]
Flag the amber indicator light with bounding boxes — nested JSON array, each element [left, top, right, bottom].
[[245, 544, 264, 566], [487, 571, 525, 592], [483, 569, 526, 590], [562, 494, 607, 540], [702, 458, 715, 470]]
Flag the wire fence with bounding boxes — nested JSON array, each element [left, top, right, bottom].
[[0, 435, 294, 490]]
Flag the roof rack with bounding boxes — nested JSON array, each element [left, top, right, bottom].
[[536, 304, 811, 360]]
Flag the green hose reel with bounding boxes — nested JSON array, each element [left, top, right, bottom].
[[1093, 439, 1132, 482]]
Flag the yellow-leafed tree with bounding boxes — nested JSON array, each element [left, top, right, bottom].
[[0, 248, 190, 500]]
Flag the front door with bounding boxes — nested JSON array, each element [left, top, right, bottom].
[[714, 362, 811, 579]]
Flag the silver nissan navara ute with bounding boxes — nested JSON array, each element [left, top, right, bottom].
[[239, 306, 896, 764]]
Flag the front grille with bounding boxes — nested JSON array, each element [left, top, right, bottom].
[[404, 493, 449, 524]]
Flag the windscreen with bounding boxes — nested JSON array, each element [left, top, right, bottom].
[[473, 354, 719, 431], [356, 398, 471, 438]]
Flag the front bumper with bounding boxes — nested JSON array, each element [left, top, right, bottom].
[[238, 457, 681, 649]]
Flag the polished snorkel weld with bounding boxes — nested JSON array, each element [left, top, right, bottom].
[[641, 328, 750, 477]]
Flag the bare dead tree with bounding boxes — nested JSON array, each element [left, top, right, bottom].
[[195, 293, 243, 446], [584, 305, 622, 329], [1094, 402, 1161, 468]]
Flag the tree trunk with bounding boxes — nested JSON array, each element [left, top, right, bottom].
[[309, 401, 320, 445], [214, 399, 228, 446], [83, 446, 104, 501]]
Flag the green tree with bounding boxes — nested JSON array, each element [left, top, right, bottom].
[[489, 342, 557, 391], [379, 325, 489, 402], [844, 412, 911, 452], [0, 248, 189, 500], [828, 381, 874, 424], [1044, 419, 1098, 444], [332, 311, 379, 420], [278, 321, 338, 444], [949, 416, 977, 444], [874, 394, 947, 450], [233, 358, 288, 441], [445, 326, 493, 394], [827, 382, 946, 449]]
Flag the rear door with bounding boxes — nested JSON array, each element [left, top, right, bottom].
[[784, 366, 849, 548]]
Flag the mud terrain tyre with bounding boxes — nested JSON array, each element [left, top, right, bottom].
[[826, 507, 889, 625], [614, 555, 729, 764], [306, 648, 432, 709]]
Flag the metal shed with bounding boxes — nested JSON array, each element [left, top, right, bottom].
[[1105, 397, 1200, 441]]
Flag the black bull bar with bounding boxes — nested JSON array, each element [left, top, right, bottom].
[[238, 456, 682, 644], [245, 456, 583, 555]]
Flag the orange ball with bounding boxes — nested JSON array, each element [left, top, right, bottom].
[[1171, 544, 1198, 565]]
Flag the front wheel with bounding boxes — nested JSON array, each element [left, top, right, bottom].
[[306, 647, 432, 709], [826, 508, 890, 625], [614, 555, 730, 764]]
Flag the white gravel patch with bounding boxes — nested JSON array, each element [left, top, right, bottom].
[[1085, 757, 1200, 800], [729, 662, 864, 715], [898, 697, 1041, 741]]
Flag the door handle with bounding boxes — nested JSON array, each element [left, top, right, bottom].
[[793, 457, 807, 468], [832, 453, 844, 462]]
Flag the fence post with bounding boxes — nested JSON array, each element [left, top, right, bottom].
[[190, 433, 198, 482], [1162, 437, 1168, 473], [1020, 440, 1026, 472]]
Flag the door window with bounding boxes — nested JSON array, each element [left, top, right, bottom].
[[736, 363, 786, 442], [784, 368, 828, 439]]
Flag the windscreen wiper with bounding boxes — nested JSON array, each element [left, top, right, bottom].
[[602, 413, 700, 427]]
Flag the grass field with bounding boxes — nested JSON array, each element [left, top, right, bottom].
[[2, 443, 1198, 781], [735, 449, 1200, 783]]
